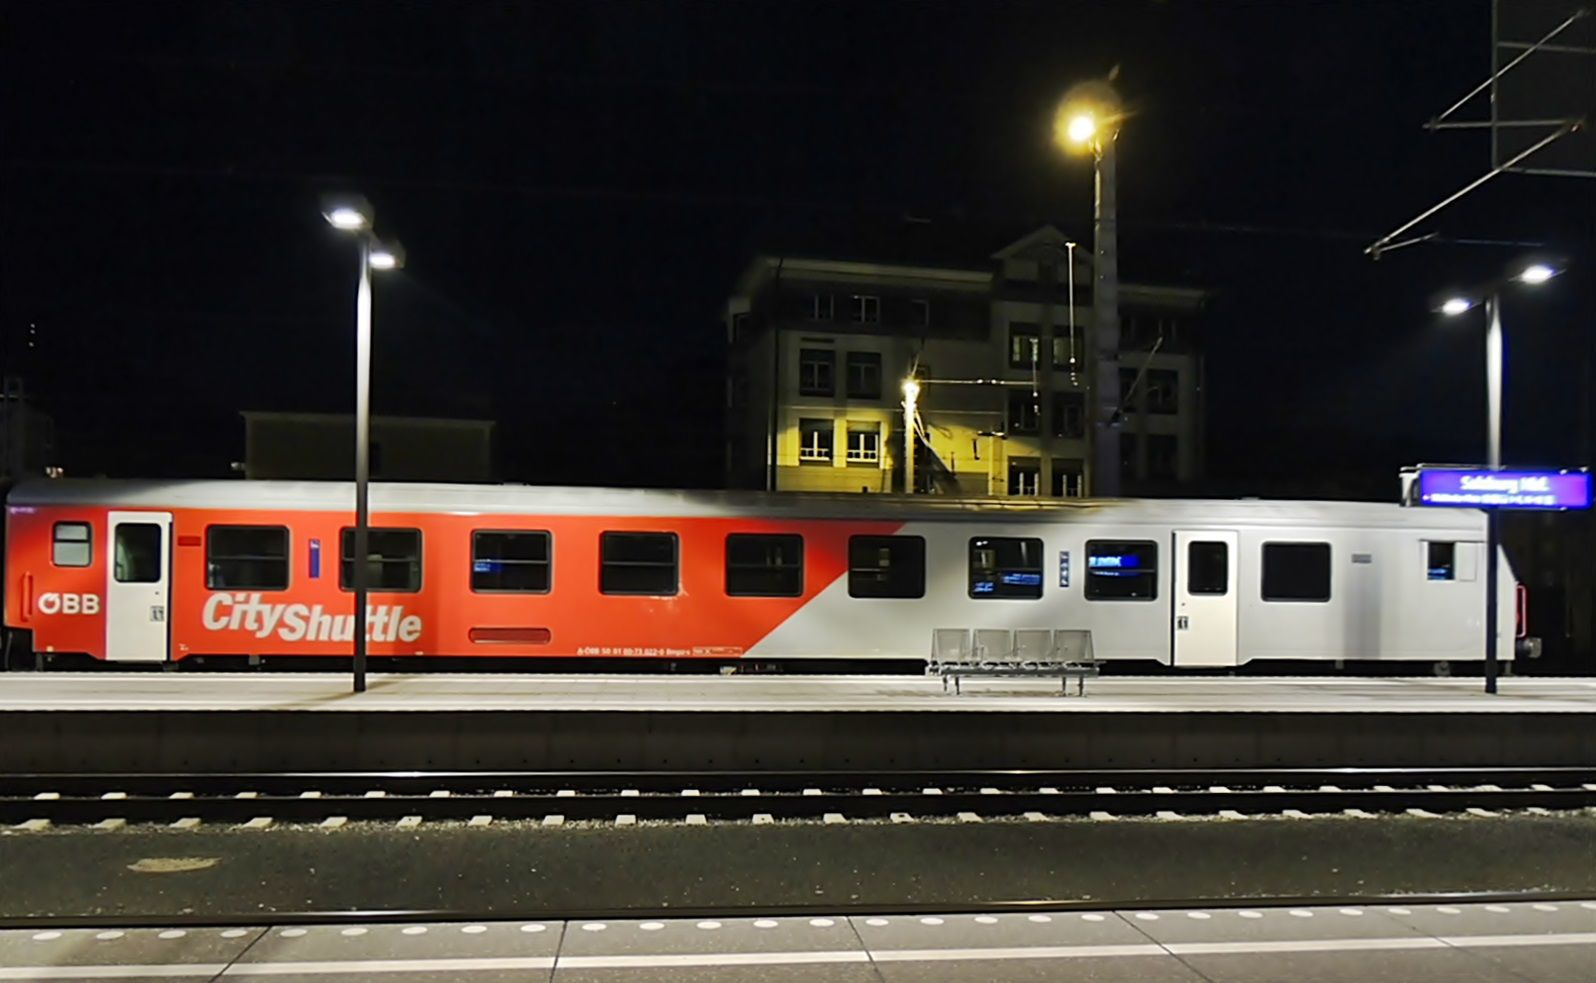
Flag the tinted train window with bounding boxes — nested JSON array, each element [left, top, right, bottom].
[[601, 532, 679, 595], [52, 522, 91, 567], [472, 530, 551, 593], [726, 534, 804, 597], [206, 525, 289, 590], [1187, 541, 1228, 595], [113, 523, 163, 583], [1427, 541, 1455, 581], [848, 535, 925, 598], [340, 527, 422, 593], [1261, 542, 1331, 601], [968, 537, 1044, 599], [1085, 540, 1158, 600]]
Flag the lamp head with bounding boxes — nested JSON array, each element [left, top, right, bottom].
[[1053, 79, 1123, 154], [368, 240, 405, 271], [321, 193, 373, 232]]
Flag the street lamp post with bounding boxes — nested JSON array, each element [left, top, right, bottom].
[[901, 378, 920, 495], [1054, 80, 1123, 497], [322, 195, 404, 694], [1437, 259, 1564, 694]]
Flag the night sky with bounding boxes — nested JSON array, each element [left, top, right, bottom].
[[3, 0, 1593, 496]]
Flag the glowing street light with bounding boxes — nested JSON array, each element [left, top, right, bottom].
[[321, 193, 404, 695], [1429, 254, 1568, 695], [1052, 77, 1124, 495], [1518, 263, 1556, 285], [368, 241, 405, 271], [901, 377, 921, 495], [322, 197, 372, 232]]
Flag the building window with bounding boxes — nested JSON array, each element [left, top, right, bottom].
[[1119, 367, 1140, 409], [806, 294, 834, 321], [798, 348, 834, 396], [910, 299, 930, 328], [1051, 391, 1085, 438], [1427, 541, 1456, 582], [113, 524, 163, 584], [1146, 368, 1178, 414], [1007, 390, 1039, 435], [472, 530, 551, 593], [1085, 540, 1158, 601], [1008, 456, 1040, 496], [340, 528, 422, 593], [1051, 459, 1085, 497], [206, 525, 289, 590], [1187, 541, 1228, 595], [846, 422, 881, 464], [848, 535, 926, 598], [1148, 434, 1178, 481], [1261, 542, 1331, 602], [726, 533, 803, 597], [850, 295, 880, 324], [1052, 333, 1081, 370], [1120, 433, 1138, 473], [600, 531, 678, 596], [1009, 322, 1040, 368], [798, 419, 834, 462], [51, 522, 91, 567], [969, 536, 1044, 599], [845, 351, 882, 399]]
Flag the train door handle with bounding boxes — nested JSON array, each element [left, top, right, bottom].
[[21, 574, 34, 620], [1177, 615, 1190, 631]]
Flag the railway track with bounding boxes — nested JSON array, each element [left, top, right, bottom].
[[4, 767, 1594, 826]]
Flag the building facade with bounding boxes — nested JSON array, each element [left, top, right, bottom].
[[724, 226, 1206, 497], [241, 412, 496, 482]]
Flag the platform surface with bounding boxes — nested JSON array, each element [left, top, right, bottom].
[[1, 899, 1592, 981], [2, 672, 1594, 714]]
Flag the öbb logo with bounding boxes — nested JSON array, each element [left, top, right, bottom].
[[38, 592, 101, 616]]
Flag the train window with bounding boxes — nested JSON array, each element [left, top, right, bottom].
[[206, 525, 289, 590], [52, 522, 92, 567], [848, 535, 925, 598], [113, 523, 162, 583], [472, 531, 552, 593], [1261, 542, 1331, 602], [1084, 540, 1159, 600], [968, 537, 1044, 599], [339, 527, 422, 593], [601, 531, 679, 596], [1187, 541, 1228, 595], [1427, 541, 1456, 581], [726, 533, 804, 597]]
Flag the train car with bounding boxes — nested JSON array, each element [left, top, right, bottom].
[[3, 479, 1522, 670]]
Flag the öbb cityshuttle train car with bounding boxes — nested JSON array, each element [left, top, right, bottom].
[[3, 479, 1522, 670]]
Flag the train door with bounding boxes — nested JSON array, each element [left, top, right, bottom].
[[1173, 530, 1238, 667], [104, 511, 172, 663]]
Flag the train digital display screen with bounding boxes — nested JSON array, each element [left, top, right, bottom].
[[1088, 554, 1141, 570]]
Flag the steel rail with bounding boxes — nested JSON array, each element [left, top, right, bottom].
[[0, 889, 1590, 933], [4, 767, 1592, 825]]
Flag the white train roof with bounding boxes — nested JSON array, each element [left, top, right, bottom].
[[7, 479, 1484, 531]]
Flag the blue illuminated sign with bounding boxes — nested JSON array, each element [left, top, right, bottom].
[[1088, 554, 1140, 569], [1416, 469, 1592, 510], [473, 559, 502, 573], [1001, 572, 1042, 586]]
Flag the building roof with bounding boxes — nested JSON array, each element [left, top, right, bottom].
[[241, 411, 495, 431], [732, 216, 1210, 301]]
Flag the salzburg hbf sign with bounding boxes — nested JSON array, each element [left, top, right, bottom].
[[1408, 467, 1592, 511]]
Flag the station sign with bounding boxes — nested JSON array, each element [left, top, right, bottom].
[[1413, 468, 1592, 510]]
